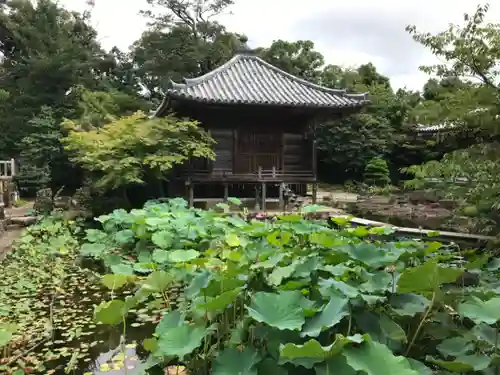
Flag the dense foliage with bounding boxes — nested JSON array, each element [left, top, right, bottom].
[[71, 198, 500, 375], [403, 4, 500, 232], [63, 112, 215, 191]]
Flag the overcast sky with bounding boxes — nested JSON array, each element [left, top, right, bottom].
[[59, 0, 500, 91]]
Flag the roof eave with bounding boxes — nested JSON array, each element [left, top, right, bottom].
[[151, 96, 171, 118], [163, 91, 369, 110]]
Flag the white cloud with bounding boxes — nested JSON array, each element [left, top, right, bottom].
[[59, 0, 500, 91]]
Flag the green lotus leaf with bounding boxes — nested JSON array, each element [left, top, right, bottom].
[[458, 296, 500, 324], [343, 336, 419, 375], [212, 347, 261, 375], [94, 300, 126, 326], [155, 323, 206, 358], [398, 260, 464, 294], [246, 291, 309, 330], [301, 294, 349, 337]]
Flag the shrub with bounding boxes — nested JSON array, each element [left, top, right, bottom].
[[76, 198, 500, 375], [62, 112, 215, 191], [364, 157, 391, 187]]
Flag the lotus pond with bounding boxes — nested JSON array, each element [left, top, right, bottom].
[[2, 198, 500, 375]]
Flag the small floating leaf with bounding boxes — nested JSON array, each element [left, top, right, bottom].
[[143, 337, 158, 352], [99, 363, 111, 372]]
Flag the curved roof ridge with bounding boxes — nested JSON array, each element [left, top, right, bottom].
[[171, 54, 243, 88], [171, 54, 355, 96], [159, 53, 370, 113], [245, 55, 348, 95], [345, 92, 369, 100]]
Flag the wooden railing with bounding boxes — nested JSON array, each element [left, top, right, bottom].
[[182, 166, 315, 182], [0, 159, 15, 179]]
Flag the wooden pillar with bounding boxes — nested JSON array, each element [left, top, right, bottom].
[[10, 158, 15, 177], [279, 183, 284, 211], [312, 139, 317, 179], [281, 132, 285, 172], [254, 184, 260, 211], [261, 182, 267, 212], [188, 182, 194, 207], [233, 129, 238, 174], [0, 181, 5, 218], [312, 183, 318, 204], [223, 183, 229, 201]]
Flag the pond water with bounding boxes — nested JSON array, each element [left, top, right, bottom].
[[3, 260, 173, 375]]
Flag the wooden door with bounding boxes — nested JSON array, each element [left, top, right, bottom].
[[235, 130, 281, 174]]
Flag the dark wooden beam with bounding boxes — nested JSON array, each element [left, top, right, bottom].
[[312, 139, 317, 180], [312, 183, 318, 204], [279, 183, 284, 211], [188, 182, 194, 207], [261, 182, 267, 211]]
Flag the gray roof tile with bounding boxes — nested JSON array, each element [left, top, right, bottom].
[[414, 123, 456, 132], [161, 54, 369, 110]]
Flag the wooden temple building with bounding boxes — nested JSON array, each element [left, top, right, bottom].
[[154, 49, 369, 209]]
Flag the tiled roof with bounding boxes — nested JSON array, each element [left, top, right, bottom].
[[414, 123, 456, 132], [154, 54, 369, 115]]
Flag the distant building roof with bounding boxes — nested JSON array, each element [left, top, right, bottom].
[[154, 53, 369, 116], [412, 107, 498, 133], [414, 123, 456, 133]]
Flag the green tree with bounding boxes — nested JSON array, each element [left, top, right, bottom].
[[318, 64, 344, 89], [364, 157, 391, 187], [142, 0, 234, 30], [422, 77, 466, 102], [0, 0, 113, 156], [63, 112, 215, 192], [317, 113, 393, 180], [16, 107, 60, 193], [16, 85, 150, 194], [406, 3, 500, 133], [258, 40, 325, 83], [68, 85, 151, 130], [134, 0, 240, 97], [132, 24, 242, 97], [317, 64, 408, 181], [404, 3, 500, 233]]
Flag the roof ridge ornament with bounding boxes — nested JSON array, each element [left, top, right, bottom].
[[235, 35, 253, 55]]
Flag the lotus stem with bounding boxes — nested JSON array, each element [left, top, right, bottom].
[[346, 307, 352, 336], [405, 291, 435, 356]]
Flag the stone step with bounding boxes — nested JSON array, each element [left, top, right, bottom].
[[8, 216, 37, 226]]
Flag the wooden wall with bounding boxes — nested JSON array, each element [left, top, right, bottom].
[[211, 129, 233, 170], [283, 133, 308, 172], [202, 128, 312, 174], [171, 101, 318, 175]]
